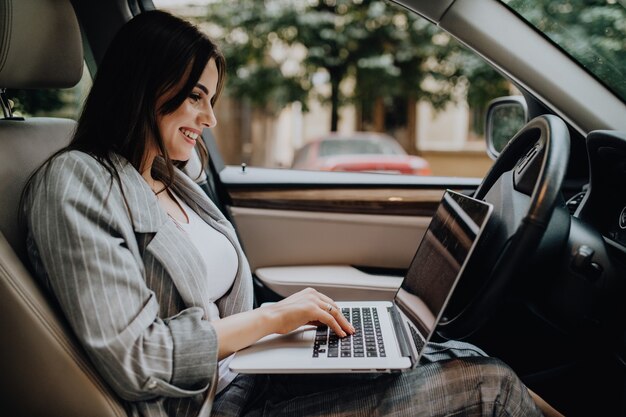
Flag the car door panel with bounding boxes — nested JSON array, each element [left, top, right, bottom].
[[214, 165, 481, 299], [230, 206, 432, 271]]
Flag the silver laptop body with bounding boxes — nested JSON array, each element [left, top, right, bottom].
[[230, 190, 493, 374]]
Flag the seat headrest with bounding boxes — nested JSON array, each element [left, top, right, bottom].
[[0, 0, 83, 89]]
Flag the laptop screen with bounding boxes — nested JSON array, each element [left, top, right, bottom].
[[394, 190, 493, 342]]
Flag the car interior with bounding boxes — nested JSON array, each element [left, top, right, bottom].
[[1, 0, 625, 416]]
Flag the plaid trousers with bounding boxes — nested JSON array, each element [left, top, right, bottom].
[[211, 341, 542, 417]]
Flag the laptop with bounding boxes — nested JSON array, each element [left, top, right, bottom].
[[229, 189, 493, 373]]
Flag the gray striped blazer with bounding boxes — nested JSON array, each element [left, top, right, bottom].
[[24, 150, 254, 417]]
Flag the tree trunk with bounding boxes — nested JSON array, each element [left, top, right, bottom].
[[407, 95, 418, 155], [373, 97, 385, 132], [329, 67, 341, 131], [356, 101, 363, 131]]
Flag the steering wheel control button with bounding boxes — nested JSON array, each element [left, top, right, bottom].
[[572, 245, 594, 269], [571, 245, 603, 282], [514, 141, 545, 195], [566, 191, 587, 214], [516, 143, 540, 174]]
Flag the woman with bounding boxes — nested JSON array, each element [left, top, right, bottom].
[[23, 10, 544, 417]]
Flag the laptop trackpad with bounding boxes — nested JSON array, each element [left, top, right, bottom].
[[250, 326, 316, 349]]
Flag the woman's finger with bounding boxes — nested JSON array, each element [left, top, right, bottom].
[[316, 310, 347, 337], [319, 301, 355, 335], [299, 289, 349, 333], [316, 295, 354, 333], [317, 293, 341, 311]]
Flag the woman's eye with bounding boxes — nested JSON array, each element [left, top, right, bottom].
[[189, 93, 201, 102]]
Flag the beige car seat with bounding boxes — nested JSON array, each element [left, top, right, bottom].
[[0, 0, 126, 415]]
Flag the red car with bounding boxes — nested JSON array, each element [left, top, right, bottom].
[[291, 132, 432, 175]]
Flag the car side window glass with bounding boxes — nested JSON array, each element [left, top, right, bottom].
[[167, 1, 516, 178], [6, 63, 92, 120]]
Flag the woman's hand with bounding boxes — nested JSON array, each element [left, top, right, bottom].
[[263, 287, 355, 337], [212, 287, 354, 360]]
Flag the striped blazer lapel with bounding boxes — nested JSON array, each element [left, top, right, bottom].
[[111, 154, 215, 316], [143, 220, 215, 318], [153, 158, 254, 316], [110, 153, 167, 233]]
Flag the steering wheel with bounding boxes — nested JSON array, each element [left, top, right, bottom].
[[437, 115, 571, 339]]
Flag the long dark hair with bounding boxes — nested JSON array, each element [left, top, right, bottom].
[[71, 9, 225, 184]]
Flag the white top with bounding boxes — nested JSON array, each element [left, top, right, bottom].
[[170, 192, 239, 393]]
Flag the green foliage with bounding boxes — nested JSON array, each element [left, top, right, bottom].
[[205, 0, 482, 130], [503, 0, 626, 100], [5, 89, 65, 116], [206, 0, 310, 113]]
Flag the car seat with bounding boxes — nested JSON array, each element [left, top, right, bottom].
[[0, 0, 126, 415]]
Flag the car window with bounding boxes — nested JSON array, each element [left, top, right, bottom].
[[164, 1, 519, 177], [501, 0, 626, 104], [6, 63, 92, 120]]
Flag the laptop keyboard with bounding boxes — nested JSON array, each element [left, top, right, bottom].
[[408, 322, 425, 352], [312, 307, 386, 358]]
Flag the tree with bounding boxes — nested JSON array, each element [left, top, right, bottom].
[[204, 0, 309, 113], [205, 0, 472, 132]]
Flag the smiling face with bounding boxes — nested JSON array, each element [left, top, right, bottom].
[[155, 58, 218, 162]]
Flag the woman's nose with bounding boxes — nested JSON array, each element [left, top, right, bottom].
[[200, 105, 217, 128]]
